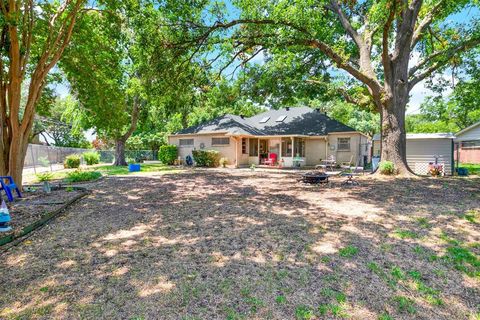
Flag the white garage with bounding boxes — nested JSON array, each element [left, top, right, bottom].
[[372, 133, 455, 175]]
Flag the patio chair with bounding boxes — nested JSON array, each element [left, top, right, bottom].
[[340, 155, 354, 170], [0, 176, 22, 202], [264, 153, 277, 166]]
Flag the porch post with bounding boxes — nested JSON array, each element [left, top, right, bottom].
[[257, 138, 260, 165], [291, 137, 294, 157]]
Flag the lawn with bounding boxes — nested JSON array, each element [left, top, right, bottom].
[[460, 163, 480, 175], [24, 163, 182, 184], [1, 171, 479, 319]]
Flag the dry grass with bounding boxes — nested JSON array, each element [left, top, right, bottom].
[[0, 170, 479, 319]]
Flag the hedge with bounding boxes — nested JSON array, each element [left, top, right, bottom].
[[192, 150, 220, 167], [64, 154, 81, 168], [158, 145, 178, 165]]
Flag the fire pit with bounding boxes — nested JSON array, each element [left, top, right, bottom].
[[300, 172, 329, 184]]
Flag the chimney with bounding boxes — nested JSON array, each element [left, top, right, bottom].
[[286, 107, 290, 111]]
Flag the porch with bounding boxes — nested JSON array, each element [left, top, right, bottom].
[[236, 136, 327, 168]]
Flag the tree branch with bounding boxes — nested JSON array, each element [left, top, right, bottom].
[[410, 0, 445, 49]]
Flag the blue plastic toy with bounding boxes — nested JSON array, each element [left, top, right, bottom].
[[128, 163, 141, 172], [0, 200, 11, 232], [0, 176, 22, 202]]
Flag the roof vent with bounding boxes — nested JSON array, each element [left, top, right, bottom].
[[315, 108, 320, 112], [240, 115, 245, 119], [286, 107, 290, 111], [276, 115, 287, 122]]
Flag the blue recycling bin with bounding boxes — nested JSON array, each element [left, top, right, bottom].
[[128, 164, 141, 172]]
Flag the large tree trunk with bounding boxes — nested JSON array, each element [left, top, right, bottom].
[[379, 102, 411, 175], [113, 138, 127, 166]]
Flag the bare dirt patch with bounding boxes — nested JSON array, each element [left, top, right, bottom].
[[0, 170, 478, 319]]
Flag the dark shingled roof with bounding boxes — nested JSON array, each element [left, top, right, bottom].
[[174, 106, 356, 136]]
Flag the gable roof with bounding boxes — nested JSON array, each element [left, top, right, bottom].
[[455, 121, 480, 138], [174, 106, 357, 136]]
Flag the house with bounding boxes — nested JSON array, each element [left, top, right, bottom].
[[168, 107, 371, 168], [372, 133, 455, 175], [454, 121, 480, 164]]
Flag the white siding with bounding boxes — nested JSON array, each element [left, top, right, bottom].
[[455, 123, 480, 142], [406, 139, 453, 175]]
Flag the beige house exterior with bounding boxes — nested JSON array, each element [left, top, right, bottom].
[[168, 107, 370, 168]]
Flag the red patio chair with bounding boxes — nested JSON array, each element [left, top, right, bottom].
[[264, 153, 277, 166]]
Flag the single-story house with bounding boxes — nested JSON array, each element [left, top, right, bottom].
[[168, 106, 371, 168], [454, 121, 480, 164], [372, 133, 455, 175]]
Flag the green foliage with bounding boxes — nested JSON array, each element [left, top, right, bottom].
[[294, 305, 315, 319], [339, 245, 359, 258], [192, 150, 220, 167], [379, 161, 395, 175], [394, 229, 419, 239], [83, 151, 100, 165], [37, 156, 50, 167], [393, 296, 416, 314], [158, 145, 178, 165], [64, 154, 81, 169], [66, 170, 102, 183], [219, 157, 228, 168], [36, 172, 53, 182]]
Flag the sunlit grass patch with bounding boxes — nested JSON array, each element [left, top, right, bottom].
[[393, 229, 419, 239], [393, 295, 416, 314], [294, 305, 315, 320]]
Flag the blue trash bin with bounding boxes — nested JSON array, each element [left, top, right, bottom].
[[128, 164, 141, 172]]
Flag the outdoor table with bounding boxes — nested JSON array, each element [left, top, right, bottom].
[[320, 159, 336, 171]]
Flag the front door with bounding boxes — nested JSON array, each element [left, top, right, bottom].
[[259, 139, 268, 163]]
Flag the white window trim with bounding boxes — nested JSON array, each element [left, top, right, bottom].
[[337, 137, 351, 152]]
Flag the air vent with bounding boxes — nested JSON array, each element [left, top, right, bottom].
[[259, 116, 270, 123], [276, 115, 287, 122]]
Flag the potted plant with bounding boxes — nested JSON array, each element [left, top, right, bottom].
[[36, 172, 53, 193]]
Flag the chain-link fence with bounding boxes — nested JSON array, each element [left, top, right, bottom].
[[23, 144, 155, 175]]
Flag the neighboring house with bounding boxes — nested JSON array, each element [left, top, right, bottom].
[[454, 121, 480, 164], [372, 133, 455, 175], [168, 107, 371, 168]]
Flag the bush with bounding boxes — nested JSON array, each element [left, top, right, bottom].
[[36, 172, 53, 182], [38, 156, 50, 167], [83, 151, 100, 165], [379, 161, 395, 175], [192, 150, 220, 167], [66, 170, 102, 183], [158, 145, 178, 165], [219, 157, 228, 168], [64, 154, 81, 168]]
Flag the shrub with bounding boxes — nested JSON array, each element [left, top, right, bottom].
[[158, 145, 178, 165], [36, 172, 53, 182], [192, 150, 220, 167], [38, 156, 50, 167], [66, 170, 102, 183], [64, 154, 81, 168], [83, 151, 100, 165], [219, 157, 228, 168], [379, 161, 395, 175]]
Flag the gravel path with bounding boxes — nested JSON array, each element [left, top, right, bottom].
[[0, 171, 479, 319]]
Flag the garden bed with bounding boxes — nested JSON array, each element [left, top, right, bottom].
[[0, 186, 88, 247]]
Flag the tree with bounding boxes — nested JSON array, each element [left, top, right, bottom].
[[1, 0, 85, 186], [186, 0, 480, 175]]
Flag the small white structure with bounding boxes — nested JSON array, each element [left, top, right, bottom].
[[372, 133, 455, 175], [454, 121, 480, 164]]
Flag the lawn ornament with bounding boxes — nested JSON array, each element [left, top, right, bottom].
[[185, 155, 193, 166], [0, 200, 12, 232]]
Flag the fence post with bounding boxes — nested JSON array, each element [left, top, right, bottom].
[[30, 146, 36, 174]]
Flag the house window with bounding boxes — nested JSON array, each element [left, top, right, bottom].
[[212, 137, 230, 146], [337, 137, 351, 151], [461, 141, 480, 148], [293, 138, 305, 157], [281, 138, 292, 157], [249, 138, 258, 156], [179, 138, 194, 147], [242, 138, 248, 154]]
